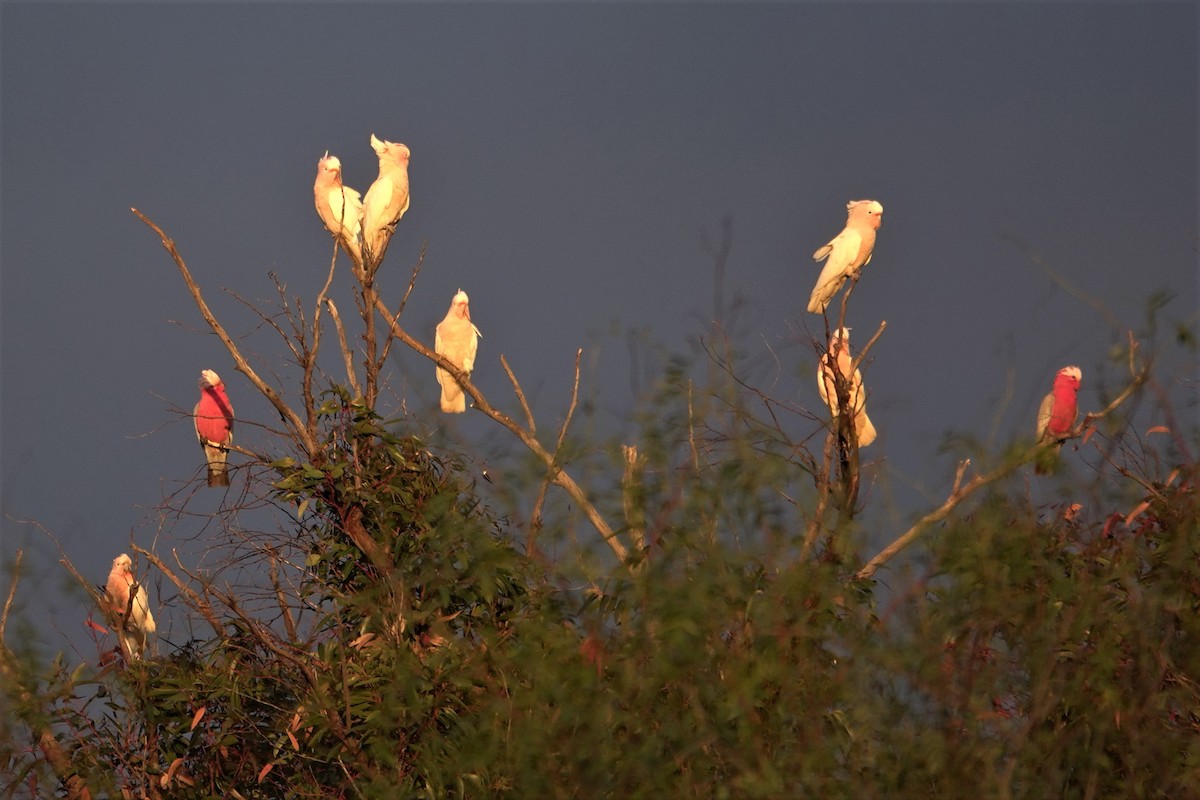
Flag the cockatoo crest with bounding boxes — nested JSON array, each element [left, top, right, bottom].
[[1059, 365, 1082, 383], [199, 369, 221, 388], [807, 199, 883, 314]]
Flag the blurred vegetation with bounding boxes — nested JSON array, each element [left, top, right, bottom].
[[2, 228, 1196, 798]]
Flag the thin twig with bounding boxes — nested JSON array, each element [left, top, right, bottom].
[[131, 208, 317, 458], [855, 352, 1151, 581], [130, 544, 224, 636], [324, 299, 362, 399], [370, 293, 627, 562], [0, 549, 21, 643], [502, 354, 537, 435]]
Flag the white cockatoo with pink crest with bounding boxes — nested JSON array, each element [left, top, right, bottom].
[[1035, 365, 1082, 474], [194, 369, 234, 487], [808, 199, 883, 314], [434, 290, 481, 413], [104, 553, 156, 661], [313, 152, 364, 269], [362, 133, 411, 271], [817, 327, 877, 447]]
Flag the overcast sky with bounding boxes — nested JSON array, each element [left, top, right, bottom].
[[2, 2, 1196, 654]]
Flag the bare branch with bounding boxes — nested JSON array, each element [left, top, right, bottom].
[[131, 544, 224, 637], [324, 299, 362, 399], [131, 208, 318, 458], [0, 549, 21, 645], [379, 245, 426, 366], [855, 351, 1151, 580], [370, 294, 627, 562], [502, 354, 537, 435], [850, 320, 887, 375]]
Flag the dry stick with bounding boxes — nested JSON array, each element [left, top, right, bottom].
[[530, 350, 584, 551], [378, 246, 426, 366], [855, 353, 1151, 581], [324, 299, 362, 399], [129, 544, 225, 637], [302, 248, 341, 435], [131, 209, 318, 459], [370, 294, 628, 563], [501, 354, 537, 435], [268, 550, 298, 642]]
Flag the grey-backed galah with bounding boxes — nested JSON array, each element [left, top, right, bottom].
[[435, 290, 481, 413], [194, 369, 234, 487], [105, 553, 156, 661], [314, 152, 364, 269], [817, 327, 877, 447], [1035, 365, 1082, 474], [808, 199, 883, 314], [362, 134, 411, 271]]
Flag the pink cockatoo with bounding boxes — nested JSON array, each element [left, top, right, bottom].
[[105, 553, 156, 661], [816, 327, 877, 447], [313, 152, 364, 268], [194, 369, 234, 487], [434, 290, 481, 413], [362, 134, 411, 271], [1035, 365, 1082, 474], [808, 199, 883, 314]]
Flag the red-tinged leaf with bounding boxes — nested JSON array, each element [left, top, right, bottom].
[[85, 618, 109, 635], [286, 728, 299, 751], [1081, 426, 1096, 445], [190, 706, 206, 731], [257, 762, 274, 783], [1166, 468, 1180, 487], [1146, 425, 1170, 435], [161, 757, 185, 788], [1124, 500, 1150, 526]]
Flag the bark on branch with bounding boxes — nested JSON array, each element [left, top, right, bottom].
[[131, 208, 318, 459]]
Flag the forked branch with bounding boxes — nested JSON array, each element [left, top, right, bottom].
[[132, 208, 318, 459]]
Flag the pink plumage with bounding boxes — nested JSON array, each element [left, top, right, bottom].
[[194, 369, 234, 487], [1035, 365, 1082, 474]]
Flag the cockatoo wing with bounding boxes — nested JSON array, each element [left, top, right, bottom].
[[855, 409, 877, 447], [434, 316, 479, 414], [362, 135, 411, 269], [808, 229, 863, 314], [1036, 392, 1054, 441]]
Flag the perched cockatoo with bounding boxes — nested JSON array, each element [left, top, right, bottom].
[[434, 290, 481, 413], [1035, 365, 1082, 474], [808, 199, 884, 314], [194, 369, 234, 487], [313, 152, 364, 268], [362, 133, 411, 271], [817, 327, 877, 447], [105, 553, 156, 661]]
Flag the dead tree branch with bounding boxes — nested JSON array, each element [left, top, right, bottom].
[[370, 294, 628, 563], [855, 339, 1150, 581], [131, 208, 318, 459]]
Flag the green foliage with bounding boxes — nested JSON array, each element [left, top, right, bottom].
[[4, 323, 1198, 798]]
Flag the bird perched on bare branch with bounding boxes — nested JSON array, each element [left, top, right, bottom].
[[362, 133, 411, 272], [105, 553, 156, 660], [313, 152, 364, 269], [435, 290, 481, 413], [808, 199, 883, 314], [194, 369, 234, 487], [1036, 365, 1082, 474], [817, 327, 877, 447]]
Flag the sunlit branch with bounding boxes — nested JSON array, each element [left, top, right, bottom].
[[131, 208, 318, 459], [855, 344, 1151, 581], [324, 298, 362, 399], [370, 293, 628, 563]]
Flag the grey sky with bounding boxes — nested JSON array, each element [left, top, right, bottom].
[[1, 3, 1195, 652]]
